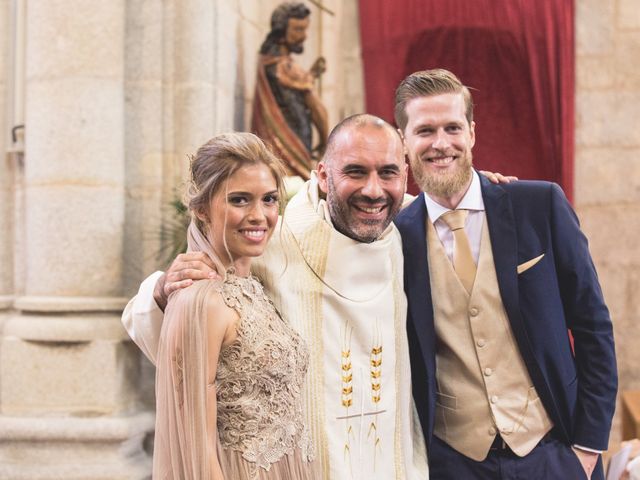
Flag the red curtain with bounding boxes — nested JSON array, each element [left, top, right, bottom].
[[358, 0, 575, 199]]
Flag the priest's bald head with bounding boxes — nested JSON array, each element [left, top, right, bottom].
[[317, 114, 407, 243]]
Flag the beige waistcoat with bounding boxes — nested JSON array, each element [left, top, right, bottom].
[[427, 216, 553, 461]]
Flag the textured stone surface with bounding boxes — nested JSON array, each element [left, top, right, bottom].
[[3, 314, 130, 342], [215, 85, 236, 132], [0, 121, 13, 299], [592, 265, 633, 326], [23, 0, 126, 300], [124, 34, 165, 294], [0, 0, 13, 298], [124, 85, 164, 158], [575, 56, 615, 90], [0, 296, 13, 310], [576, 0, 640, 445], [617, 0, 640, 30], [1, 333, 139, 414], [239, 0, 261, 26], [124, 0, 163, 82], [26, 0, 124, 79], [14, 296, 128, 312], [0, 0, 6, 75], [339, 0, 366, 118], [614, 32, 640, 90], [239, 19, 261, 86], [576, 0, 614, 55], [577, 205, 639, 269], [0, 412, 153, 480], [24, 78, 124, 184], [575, 91, 640, 148], [215, 2, 239, 100], [173, 0, 214, 84], [615, 314, 640, 391], [173, 84, 216, 164], [574, 147, 640, 206], [24, 185, 124, 297], [0, 2, 156, 475]]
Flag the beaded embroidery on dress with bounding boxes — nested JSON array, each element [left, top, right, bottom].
[[214, 273, 317, 479]]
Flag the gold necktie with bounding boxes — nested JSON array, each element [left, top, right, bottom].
[[441, 209, 476, 294]]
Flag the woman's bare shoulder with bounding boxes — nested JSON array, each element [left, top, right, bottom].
[[167, 280, 236, 323], [165, 280, 238, 350]]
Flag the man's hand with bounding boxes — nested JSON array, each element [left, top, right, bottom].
[[478, 170, 518, 184], [572, 447, 599, 479], [153, 252, 219, 311]]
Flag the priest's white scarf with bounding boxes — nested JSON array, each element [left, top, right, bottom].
[[252, 173, 427, 480]]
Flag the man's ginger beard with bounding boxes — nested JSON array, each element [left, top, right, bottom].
[[410, 151, 473, 199]]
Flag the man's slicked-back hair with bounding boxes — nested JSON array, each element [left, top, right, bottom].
[[394, 69, 474, 131], [322, 113, 401, 165]]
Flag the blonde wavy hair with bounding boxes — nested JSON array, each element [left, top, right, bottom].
[[186, 132, 286, 234]]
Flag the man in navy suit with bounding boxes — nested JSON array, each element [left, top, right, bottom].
[[393, 69, 616, 480]]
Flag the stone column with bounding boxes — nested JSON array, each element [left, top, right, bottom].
[[339, 0, 366, 117], [173, 0, 217, 178], [0, 0, 12, 316], [123, 0, 166, 293], [0, 1, 153, 478]]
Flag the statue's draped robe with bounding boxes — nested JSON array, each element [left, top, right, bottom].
[[251, 54, 314, 179]]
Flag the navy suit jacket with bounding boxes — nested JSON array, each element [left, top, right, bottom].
[[394, 175, 617, 452]]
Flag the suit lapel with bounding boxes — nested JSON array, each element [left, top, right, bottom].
[[403, 194, 436, 367], [481, 177, 521, 320], [481, 176, 539, 362], [481, 177, 553, 417]]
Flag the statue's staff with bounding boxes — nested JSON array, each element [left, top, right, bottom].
[[308, 0, 334, 97], [307, 0, 335, 15]]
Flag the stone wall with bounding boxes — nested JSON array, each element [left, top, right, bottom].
[[0, 1, 153, 478], [0, 0, 11, 310], [575, 0, 640, 447]]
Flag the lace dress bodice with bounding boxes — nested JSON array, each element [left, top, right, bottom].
[[215, 273, 313, 471]]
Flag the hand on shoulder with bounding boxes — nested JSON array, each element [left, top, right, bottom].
[[479, 170, 518, 184], [154, 252, 222, 311], [165, 279, 240, 360]]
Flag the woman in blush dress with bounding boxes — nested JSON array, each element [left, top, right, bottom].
[[152, 132, 318, 480]]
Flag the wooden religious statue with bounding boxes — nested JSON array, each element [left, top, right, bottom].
[[251, 2, 329, 179]]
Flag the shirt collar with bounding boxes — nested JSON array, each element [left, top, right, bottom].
[[423, 170, 485, 223]]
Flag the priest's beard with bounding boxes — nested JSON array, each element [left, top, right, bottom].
[[325, 175, 397, 244]]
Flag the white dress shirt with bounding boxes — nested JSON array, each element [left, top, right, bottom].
[[423, 170, 484, 264]]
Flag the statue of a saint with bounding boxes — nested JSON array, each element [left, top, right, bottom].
[[251, 2, 328, 179]]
